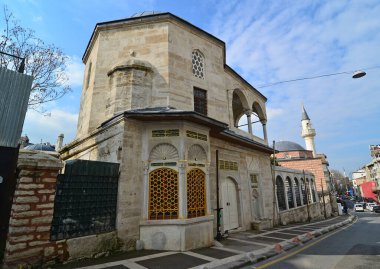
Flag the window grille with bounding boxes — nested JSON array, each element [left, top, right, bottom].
[[286, 177, 294, 208], [294, 178, 302, 206], [219, 160, 238, 171], [194, 87, 207, 115], [152, 129, 179, 137], [187, 169, 206, 218], [276, 176, 286, 211], [250, 174, 258, 188], [51, 160, 119, 240], [149, 168, 179, 220], [186, 130, 207, 141], [192, 50, 204, 79]]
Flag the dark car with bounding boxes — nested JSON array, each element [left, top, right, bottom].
[[373, 205, 380, 213]]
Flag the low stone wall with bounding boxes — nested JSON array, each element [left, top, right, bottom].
[[3, 151, 66, 268], [278, 202, 323, 225]]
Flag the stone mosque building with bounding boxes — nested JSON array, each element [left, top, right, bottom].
[[275, 106, 333, 194], [59, 12, 275, 252]]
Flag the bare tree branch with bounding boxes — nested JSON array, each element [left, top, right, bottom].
[[0, 6, 71, 109]]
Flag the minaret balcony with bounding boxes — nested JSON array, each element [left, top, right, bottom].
[[301, 128, 316, 137]]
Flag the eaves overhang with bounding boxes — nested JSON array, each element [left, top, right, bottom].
[[213, 129, 274, 154], [99, 108, 274, 154]]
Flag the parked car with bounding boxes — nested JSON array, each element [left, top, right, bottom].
[[373, 206, 380, 213], [366, 203, 377, 211], [354, 204, 364, 212]]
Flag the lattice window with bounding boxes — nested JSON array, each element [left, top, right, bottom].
[[219, 160, 238, 171], [250, 174, 258, 189], [186, 130, 208, 141], [187, 169, 206, 218], [149, 168, 179, 220], [294, 178, 302, 206], [276, 176, 286, 211], [194, 87, 207, 115], [192, 50, 204, 79], [152, 129, 179, 137], [286, 177, 294, 208], [51, 160, 119, 240]]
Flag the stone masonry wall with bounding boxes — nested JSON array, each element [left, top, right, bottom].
[[3, 150, 66, 268]]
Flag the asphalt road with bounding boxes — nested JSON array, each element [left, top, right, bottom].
[[244, 211, 380, 269]]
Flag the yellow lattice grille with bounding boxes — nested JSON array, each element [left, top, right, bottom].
[[149, 168, 179, 220], [187, 169, 206, 218]]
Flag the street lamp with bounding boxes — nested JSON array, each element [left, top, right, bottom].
[[257, 67, 379, 88]]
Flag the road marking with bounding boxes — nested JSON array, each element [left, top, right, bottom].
[[227, 237, 271, 247], [254, 217, 358, 269]]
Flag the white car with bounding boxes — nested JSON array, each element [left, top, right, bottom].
[[367, 203, 377, 211], [354, 204, 364, 212]]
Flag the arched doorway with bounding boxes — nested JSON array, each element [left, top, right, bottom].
[[221, 177, 239, 231]]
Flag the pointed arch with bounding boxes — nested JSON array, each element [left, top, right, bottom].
[[276, 176, 286, 211], [252, 101, 266, 121], [232, 89, 250, 127]]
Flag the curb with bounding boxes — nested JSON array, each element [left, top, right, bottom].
[[202, 215, 356, 269]]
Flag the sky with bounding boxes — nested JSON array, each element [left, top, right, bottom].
[[2, 0, 380, 176]]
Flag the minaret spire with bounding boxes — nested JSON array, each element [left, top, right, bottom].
[[301, 106, 317, 157]]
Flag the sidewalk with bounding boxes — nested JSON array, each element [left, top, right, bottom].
[[54, 215, 355, 269]]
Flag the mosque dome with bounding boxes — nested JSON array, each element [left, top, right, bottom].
[[24, 143, 55, 152], [276, 141, 305, 152]]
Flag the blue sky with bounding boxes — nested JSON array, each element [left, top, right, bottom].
[[3, 0, 380, 175]]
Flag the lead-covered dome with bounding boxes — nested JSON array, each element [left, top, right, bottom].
[[276, 141, 305, 151]]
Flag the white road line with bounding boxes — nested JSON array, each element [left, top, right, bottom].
[[128, 251, 177, 262], [211, 246, 245, 254], [228, 237, 272, 246], [185, 251, 216, 261]]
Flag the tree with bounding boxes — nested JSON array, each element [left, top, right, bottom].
[[330, 169, 348, 195], [0, 6, 71, 109]]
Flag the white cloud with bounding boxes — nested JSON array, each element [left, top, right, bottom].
[[22, 108, 78, 147], [66, 56, 84, 87], [209, 0, 380, 173]]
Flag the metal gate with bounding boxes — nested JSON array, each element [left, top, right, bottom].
[[51, 160, 119, 240], [0, 146, 19, 261]]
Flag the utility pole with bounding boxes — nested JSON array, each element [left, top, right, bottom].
[[271, 141, 278, 227], [303, 170, 311, 222], [321, 178, 327, 219], [215, 150, 223, 241]]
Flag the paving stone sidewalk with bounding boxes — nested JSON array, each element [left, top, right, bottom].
[[53, 215, 354, 269]]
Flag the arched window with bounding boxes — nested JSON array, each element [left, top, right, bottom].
[[149, 168, 178, 220], [311, 179, 317, 202], [286, 177, 294, 208], [192, 50, 205, 79], [86, 62, 92, 89], [187, 169, 206, 218], [276, 176, 286, 211], [301, 178, 307, 204], [294, 178, 301, 206]]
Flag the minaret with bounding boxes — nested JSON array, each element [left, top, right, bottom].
[[301, 106, 317, 157]]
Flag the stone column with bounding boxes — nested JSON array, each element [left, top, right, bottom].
[[205, 164, 211, 215], [299, 182, 304, 206], [291, 179, 297, 208], [142, 161, 150, 219], [261, 120, 268, 143], [245, 110, 253, 135], [178, 162, 187, 219], [3, 150, 66, 268]]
